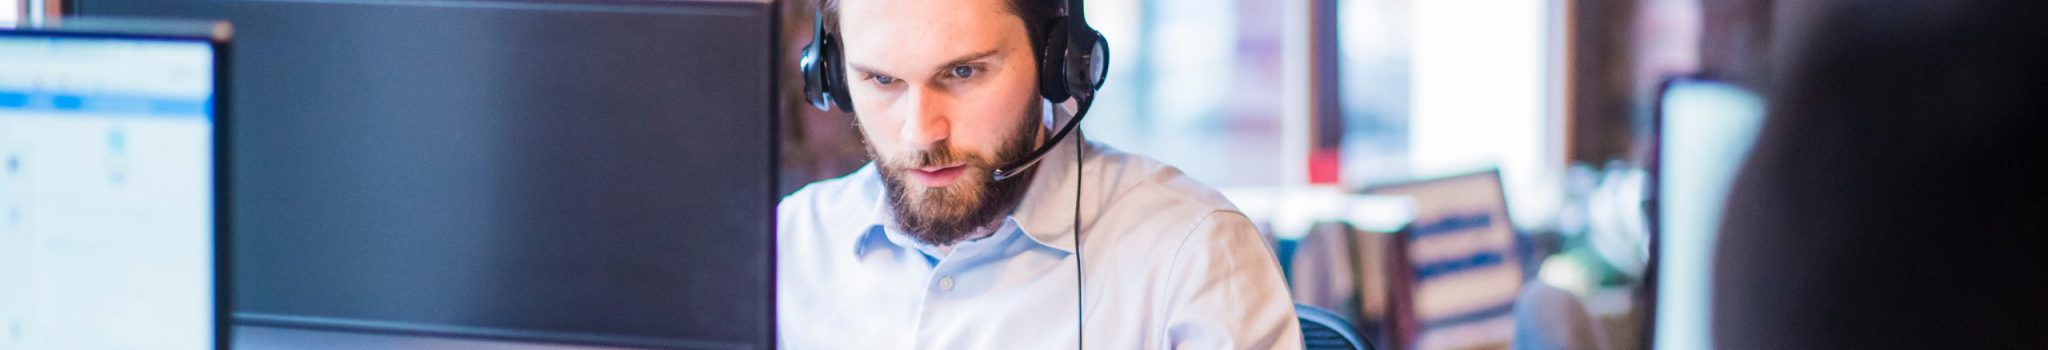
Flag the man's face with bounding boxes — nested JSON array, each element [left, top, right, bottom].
[[838, 0, 1045, 246]]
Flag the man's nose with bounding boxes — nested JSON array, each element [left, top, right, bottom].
[[897, 86, 950, 150]]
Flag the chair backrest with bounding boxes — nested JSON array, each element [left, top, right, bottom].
[[1298, 304, 1374, 350]]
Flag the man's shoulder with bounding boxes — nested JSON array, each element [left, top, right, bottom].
[[780, 165, 878, 212], [777, 164, 881, 240], [1089, 144, 1243, 221], [1086, 143, 1253, 241], [1085, 144, 1279, 299]]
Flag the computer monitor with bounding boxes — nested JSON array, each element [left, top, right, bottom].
[[0, 18, 232, 350], [76, 1, 777, 349], [1646, 77, 1766, 350]]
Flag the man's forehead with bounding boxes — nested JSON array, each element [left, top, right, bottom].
[[837, 0, 1015, 27], [837, 0, 1028, 71]]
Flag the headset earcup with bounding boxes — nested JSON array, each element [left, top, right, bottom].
[[823, 35, 856, 113], [801, 13, 856, 113], [1038, 18, 1072, 103], [800, 49, 824, 111], [800, 17, 832, 111], [1067, 29, 1106, 97]]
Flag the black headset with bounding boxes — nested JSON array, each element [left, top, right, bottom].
[[799, 0, 1110, 182]]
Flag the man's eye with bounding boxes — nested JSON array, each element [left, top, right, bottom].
[[871, 75, 897, 85], [949, 65, 977, 79]]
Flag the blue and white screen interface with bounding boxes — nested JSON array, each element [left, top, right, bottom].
[[0, 34, 217, 349]]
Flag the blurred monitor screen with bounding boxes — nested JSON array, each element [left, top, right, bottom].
[[78, 1, 778, 348], [1653, 78, 1765, 350], [0, 28, 221, 349]]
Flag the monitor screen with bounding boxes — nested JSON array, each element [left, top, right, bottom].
[[0, 33, 218, 349], [79, 1, 777, 348], [1653, 78, 1765, 350]]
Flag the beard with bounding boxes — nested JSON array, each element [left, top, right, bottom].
[[868, 106, 1043, 247]]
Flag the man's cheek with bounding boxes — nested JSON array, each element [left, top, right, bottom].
[[853, 109, 907, 145], [952, 117, 1014, 159]]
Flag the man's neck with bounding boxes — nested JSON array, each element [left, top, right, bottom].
[[933, 222, 1004, 256]]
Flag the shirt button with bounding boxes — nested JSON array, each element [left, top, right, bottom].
[[938, 277, 955, 291]]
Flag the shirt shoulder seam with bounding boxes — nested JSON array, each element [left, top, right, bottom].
[[1156, 210, 1242, 325]]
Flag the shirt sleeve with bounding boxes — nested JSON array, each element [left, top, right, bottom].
[[1160, 211, 1304, 350]]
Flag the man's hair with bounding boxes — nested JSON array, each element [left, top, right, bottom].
[[821, 0, 1063, 63]]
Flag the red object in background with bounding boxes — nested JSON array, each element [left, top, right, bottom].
[[1310, 149, 1341, 184]]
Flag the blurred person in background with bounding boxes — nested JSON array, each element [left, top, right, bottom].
[[1713, 0, 2048, 347]]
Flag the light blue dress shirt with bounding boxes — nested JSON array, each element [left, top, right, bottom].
[[777, 137, 1302, 349]]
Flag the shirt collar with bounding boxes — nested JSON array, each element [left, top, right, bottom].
[[1007, 132, 1085, 254], [846, 164, 894, 258], [848, 110, 1091, 259]]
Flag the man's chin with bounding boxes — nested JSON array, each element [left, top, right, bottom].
[[904, 183, 975, 198]]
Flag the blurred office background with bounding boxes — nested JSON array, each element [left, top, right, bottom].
[[13, 0, 2037, 348]]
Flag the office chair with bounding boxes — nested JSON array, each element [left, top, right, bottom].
[[1297, 304, 1375, 350]]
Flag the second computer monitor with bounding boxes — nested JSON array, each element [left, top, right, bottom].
[[76, 0, 779, 348]]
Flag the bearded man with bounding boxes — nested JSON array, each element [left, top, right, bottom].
[[775, 0, 1301, 347]]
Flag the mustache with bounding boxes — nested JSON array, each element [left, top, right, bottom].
[[881, 142, 992, 171]]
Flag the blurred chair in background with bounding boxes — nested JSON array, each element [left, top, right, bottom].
[[1297, 304, 1373, 350], [1288, 222, 1368, 326], [1279, 171, 1615, 350], [1713, 0, 2048, 348], [1362, 171, 1525, 349]]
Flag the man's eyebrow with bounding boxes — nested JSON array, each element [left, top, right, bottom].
[[931, 48, 1002, 72], [846, 48, 1003, 79], [848, 63, 887, 79]]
